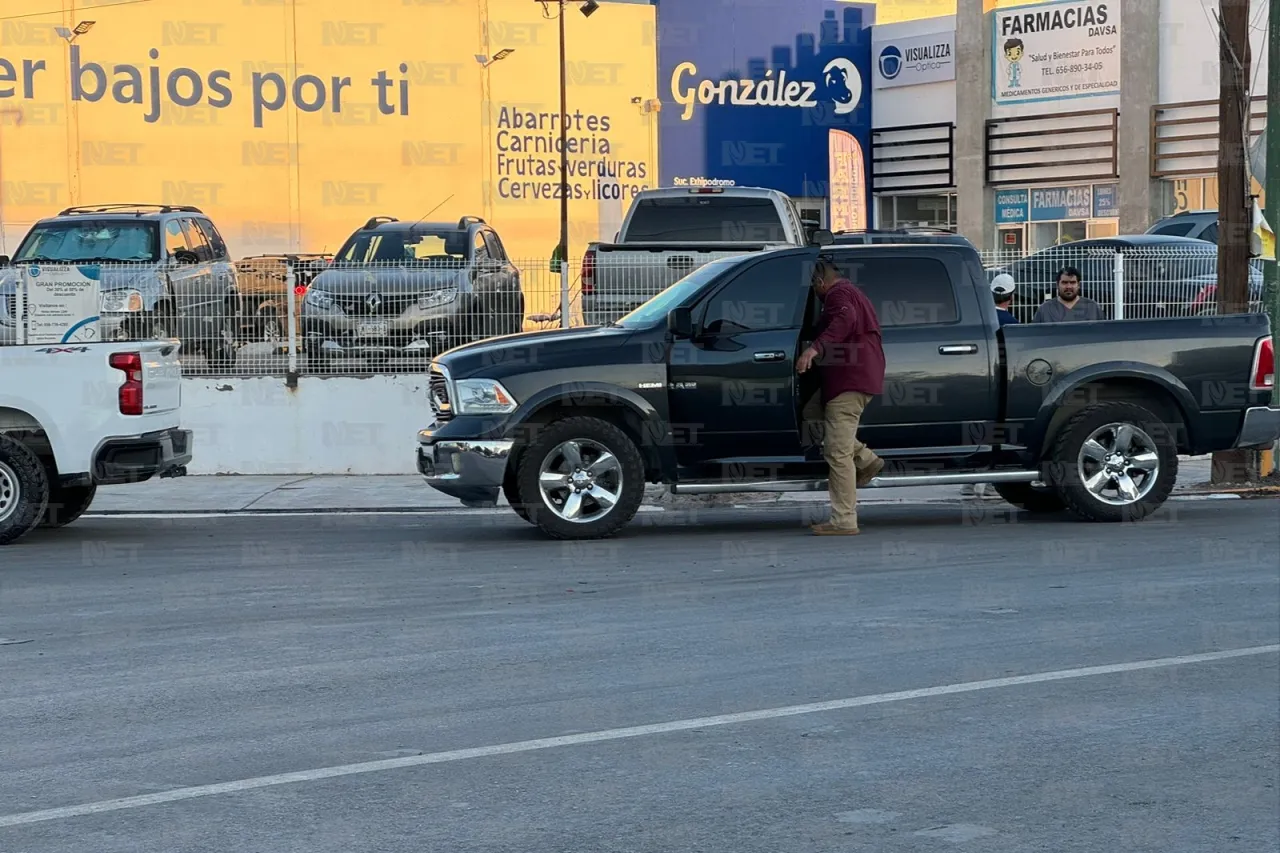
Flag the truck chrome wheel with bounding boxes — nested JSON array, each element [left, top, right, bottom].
[[1076, 422, 1161, 506], [537, 439, 623, 524], [0, 461, 19, 525]]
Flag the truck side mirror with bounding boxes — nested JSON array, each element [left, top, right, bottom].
[[810, 229, 834, 247], [667, 306, 694, 338], [0, 255, 9, 266]]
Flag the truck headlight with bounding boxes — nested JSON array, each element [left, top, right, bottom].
[[304, 287, 335, 311], [100, 289, 144, 313], [417, 287, 459, 310], [453, 378, 518, 415]]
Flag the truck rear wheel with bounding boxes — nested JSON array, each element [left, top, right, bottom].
[[992, 482, 1065, 514], [0, 435, 50, 546], [40, 483, 97, 529], [516, 416, 645, 540], [1047, 402, 1178, 523]]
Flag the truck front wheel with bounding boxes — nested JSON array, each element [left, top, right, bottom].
[[0, 435, 50, 546], [516, 416, 645, 540], [1048, 402, 1178, 523]]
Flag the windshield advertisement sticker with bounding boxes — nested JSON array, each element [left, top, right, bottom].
[[22, 265, 102, 345]]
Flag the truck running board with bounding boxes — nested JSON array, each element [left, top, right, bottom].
[[669, 470, 1042, 495]]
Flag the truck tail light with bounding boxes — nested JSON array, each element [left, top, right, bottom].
[[110, 351, 144, 415], [1190, 284, 1215, 312], [1250, 336, 1274, 392], [580, 248, 596, 294]]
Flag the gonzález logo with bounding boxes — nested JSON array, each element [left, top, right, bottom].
[[670, 58, 863, 121]]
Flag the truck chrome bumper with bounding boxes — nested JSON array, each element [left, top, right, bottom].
[[1234, 405, 1280, 449], [417, 435, 514, 504]]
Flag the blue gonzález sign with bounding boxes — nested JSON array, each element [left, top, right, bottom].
[[1029, 185, 1093, 221], [656, 0, 875, 209], [994, 188, 1029, 224]]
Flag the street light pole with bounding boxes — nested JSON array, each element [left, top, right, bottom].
[[558, 0, 570, 329]]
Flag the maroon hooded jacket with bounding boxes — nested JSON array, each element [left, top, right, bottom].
[[810, 279, 886, 403]]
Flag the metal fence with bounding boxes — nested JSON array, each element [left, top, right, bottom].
[[0, 244, 1271, 376], [978, 244, 1269, 325]]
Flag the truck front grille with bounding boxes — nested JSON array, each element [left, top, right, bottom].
[[429, 366, 453, 422]]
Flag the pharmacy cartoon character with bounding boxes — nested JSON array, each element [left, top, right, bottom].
[[1003, 38, 1024, 88]]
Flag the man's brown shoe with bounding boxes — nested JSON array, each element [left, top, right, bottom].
[[810, 522, 861, 536], [856, 457, 885, 488]]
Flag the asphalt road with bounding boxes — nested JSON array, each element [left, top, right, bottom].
[[2, 500, 1278, 853]]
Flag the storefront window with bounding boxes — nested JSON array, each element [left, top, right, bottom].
[[877, 193, 957, 230], [1166, 175, 1265, 216]]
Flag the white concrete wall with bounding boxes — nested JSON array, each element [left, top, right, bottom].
[[1159, 0, 1269, 103], [181, 375, 429, 475], [870, 15, 958, 129]]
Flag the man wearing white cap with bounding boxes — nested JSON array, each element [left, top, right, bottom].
[[991, 273, 1019, 327]]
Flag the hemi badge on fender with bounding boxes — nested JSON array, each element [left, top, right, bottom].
[[638, 382, 663, 390]]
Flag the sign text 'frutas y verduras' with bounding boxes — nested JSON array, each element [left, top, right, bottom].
[[992, 0, 1120, 106], [0, 45, 418, 128]]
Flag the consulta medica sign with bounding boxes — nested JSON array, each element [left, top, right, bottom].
[[0, 0, 658, 261]]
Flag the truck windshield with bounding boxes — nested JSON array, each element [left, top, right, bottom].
[[624, 197, 787, 242], [13, 220, 160, 263], [613, 257, 742, 329]]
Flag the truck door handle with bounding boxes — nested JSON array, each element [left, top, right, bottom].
[[754, 351, 787, 362], [938, 344, 979, 355]]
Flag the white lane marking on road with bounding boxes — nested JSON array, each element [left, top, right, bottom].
[[0, 643, 1274, 829]]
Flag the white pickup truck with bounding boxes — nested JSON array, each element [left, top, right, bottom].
[[0, 341, 192, 545], [580, 186, 816, 326]]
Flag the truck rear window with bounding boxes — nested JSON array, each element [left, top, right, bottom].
[[624, 197, 787, 242]]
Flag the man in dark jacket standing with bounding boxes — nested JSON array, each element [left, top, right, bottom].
[[797, 258, 886, 536]]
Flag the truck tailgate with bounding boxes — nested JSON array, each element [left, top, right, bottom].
[[591, 243, 776, 306], [136, 340, 183, 415]]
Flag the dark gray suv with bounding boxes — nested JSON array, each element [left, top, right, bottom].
[[0, 204, 240, 369], [300, 216, 525, 366]]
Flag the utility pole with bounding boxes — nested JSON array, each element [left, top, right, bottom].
[[1211, 0, 1257, 483], [1268, 0, 1280, 414]]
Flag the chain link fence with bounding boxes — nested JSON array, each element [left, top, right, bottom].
[[0, 244, 1269, 376]]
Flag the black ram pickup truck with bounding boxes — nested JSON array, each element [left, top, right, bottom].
[[417, 243, 1279, 540]]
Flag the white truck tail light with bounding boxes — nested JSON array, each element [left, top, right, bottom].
[[580, 248, 596, 294], [110, 351, 144, 415], [1250, 336, 1275, 392]]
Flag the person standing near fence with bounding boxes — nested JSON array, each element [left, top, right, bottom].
[[991, 274, 1020, 326], [1032, 266, 1103, 323]]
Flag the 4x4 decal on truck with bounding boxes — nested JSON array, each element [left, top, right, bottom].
[[35, 346, 91, 354]]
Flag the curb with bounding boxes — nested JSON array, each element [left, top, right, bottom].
[[83, 492, 1262, 517]]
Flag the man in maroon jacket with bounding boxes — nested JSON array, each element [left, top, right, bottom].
[[796, 258, 886, 535]]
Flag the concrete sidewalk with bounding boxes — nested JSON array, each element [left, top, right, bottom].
[[91, 457, 1219, 514]]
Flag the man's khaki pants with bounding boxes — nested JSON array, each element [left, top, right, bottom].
[[801, 390, 880, 530]]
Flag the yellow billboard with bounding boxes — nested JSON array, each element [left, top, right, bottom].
[[0, 0, 658, 293]]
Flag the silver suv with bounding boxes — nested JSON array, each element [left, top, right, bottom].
[[300, 216, 524, 367], [0, 204, 240, 369]]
